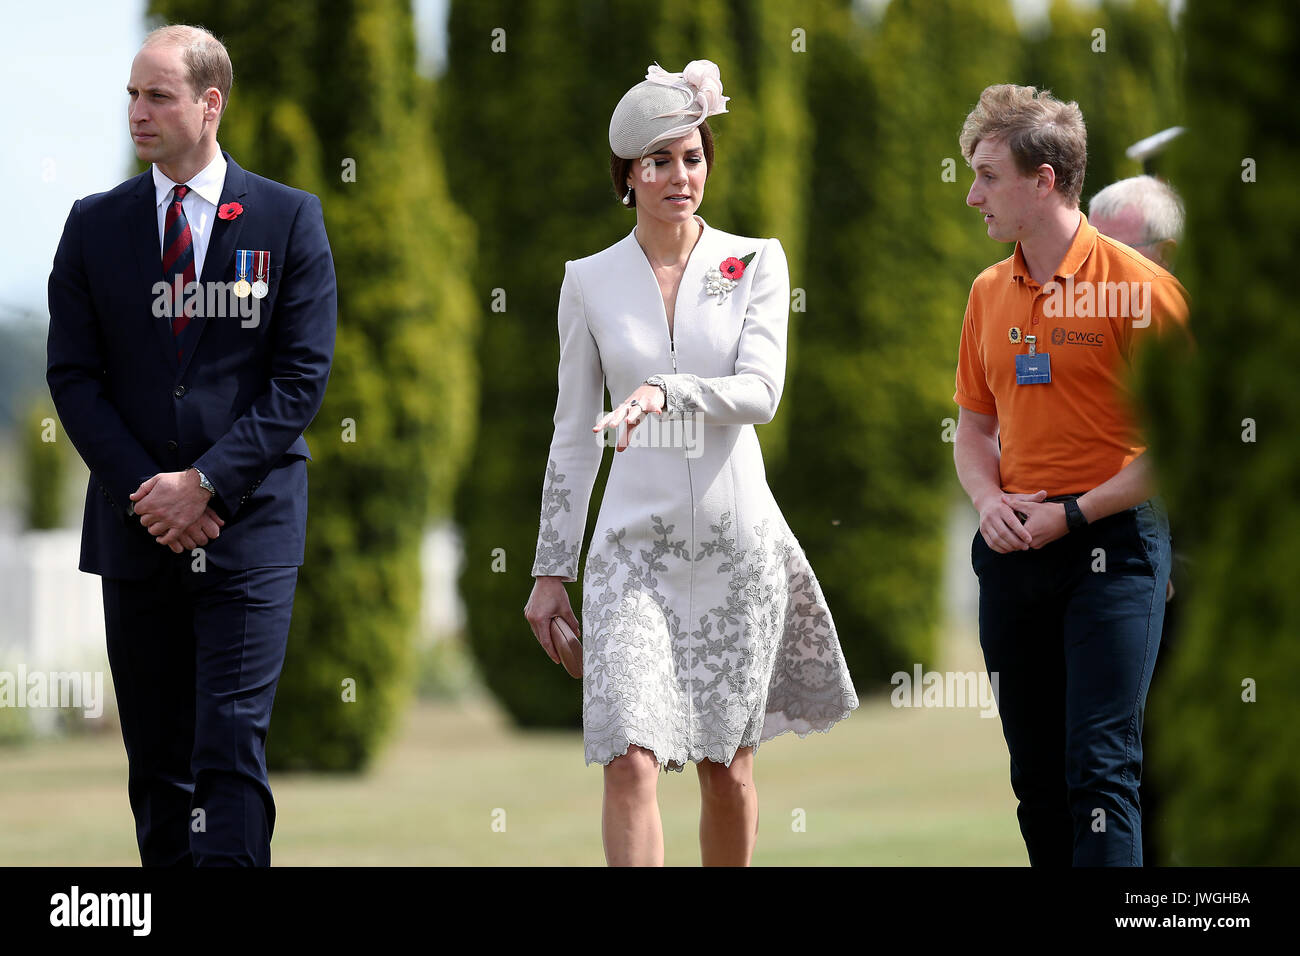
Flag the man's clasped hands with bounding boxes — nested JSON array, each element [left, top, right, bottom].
[[129, 467, 225, 553]]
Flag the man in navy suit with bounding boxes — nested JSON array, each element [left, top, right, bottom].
[[46, 24, 336, 866]]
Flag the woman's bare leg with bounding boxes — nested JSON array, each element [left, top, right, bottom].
[[696, 746, 757, 866], [602, 744, 664, 866]]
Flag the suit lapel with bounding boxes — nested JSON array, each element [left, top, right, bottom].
[[178, 151, 249, 380], [127, 171, 181, 375]]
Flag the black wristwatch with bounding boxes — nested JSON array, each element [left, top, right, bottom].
[[1063, 497, 1089, 532]]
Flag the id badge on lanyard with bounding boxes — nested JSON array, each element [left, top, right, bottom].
[[1015, 334, 1052, 385]]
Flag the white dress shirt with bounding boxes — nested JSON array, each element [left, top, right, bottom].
[[153, 146, 228, 279]]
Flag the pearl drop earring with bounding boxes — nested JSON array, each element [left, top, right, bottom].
[[622, 186, 632, 206]]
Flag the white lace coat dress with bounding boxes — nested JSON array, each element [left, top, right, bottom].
[[531, 215, 859, 772]]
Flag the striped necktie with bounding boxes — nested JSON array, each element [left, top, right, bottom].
[[161, 183, 195, 360]]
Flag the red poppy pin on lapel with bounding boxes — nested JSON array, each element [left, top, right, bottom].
[[218, 202, 244, 221], [705, 251, 756, 301]]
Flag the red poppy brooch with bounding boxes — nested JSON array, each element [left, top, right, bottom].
[[705, 251, 756, 301]]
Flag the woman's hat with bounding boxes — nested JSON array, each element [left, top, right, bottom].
[[609, 59, 730, 160]]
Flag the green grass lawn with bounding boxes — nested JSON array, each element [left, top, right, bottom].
[[0, 685, 1025, 866]]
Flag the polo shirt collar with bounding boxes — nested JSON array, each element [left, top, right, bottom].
[[152, 146, 227, 209], [1010, 211, 1098, 283]]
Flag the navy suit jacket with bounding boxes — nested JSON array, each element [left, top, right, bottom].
[[46, 151, 337, 579]]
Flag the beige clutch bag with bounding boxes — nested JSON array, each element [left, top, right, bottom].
[[549, 616, 583, 679]]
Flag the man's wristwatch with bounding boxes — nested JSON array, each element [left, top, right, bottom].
[[644, 374, 669, 410], [1063, 497, 1089, 532], [193, 468, 215, 498]]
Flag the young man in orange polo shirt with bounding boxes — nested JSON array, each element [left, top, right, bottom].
[[952, 85, 1189, 867]]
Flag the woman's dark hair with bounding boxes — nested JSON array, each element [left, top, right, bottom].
[[609, 120, 714, 208]]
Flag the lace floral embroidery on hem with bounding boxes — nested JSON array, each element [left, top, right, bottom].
[[581, 508, 858, 771]]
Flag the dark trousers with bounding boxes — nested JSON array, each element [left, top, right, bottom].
[[101, 549, 298, 866], [972, 498, 1170, 866], [1141, 537, 1189, 865]]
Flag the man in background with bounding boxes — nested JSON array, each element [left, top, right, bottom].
[[1089, 174, 1184, 272], [1090, 172, 1188, 864]]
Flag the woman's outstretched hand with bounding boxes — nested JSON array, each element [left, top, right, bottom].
[[525, 576, 581, 667], [593, 383, 666, 452]]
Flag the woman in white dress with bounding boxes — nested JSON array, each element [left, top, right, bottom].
[[524, 60, 859, 866]]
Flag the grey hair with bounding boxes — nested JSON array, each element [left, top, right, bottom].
[[1088, 175, 1185, 244]]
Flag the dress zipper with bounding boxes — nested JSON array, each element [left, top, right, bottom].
[[669, 327, 695, 753]]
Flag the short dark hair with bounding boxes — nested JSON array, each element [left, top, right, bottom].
[[609, 120, 714, 208]]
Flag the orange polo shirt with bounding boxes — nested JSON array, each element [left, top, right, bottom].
[[954, 213, 1190, 496]]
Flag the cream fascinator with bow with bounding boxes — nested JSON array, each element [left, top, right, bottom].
[[609, 59, 730, 160]]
